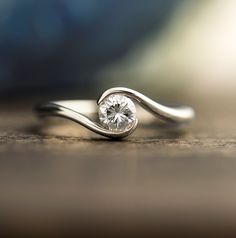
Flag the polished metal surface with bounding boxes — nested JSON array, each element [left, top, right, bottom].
[[35, 87, 195, 139]]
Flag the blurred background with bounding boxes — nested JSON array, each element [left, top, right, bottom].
[[0, 0, 235, 101]]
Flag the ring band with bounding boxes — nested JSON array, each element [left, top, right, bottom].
[[35, 87, 195, 139]]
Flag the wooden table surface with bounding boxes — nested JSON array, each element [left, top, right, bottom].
[[0, 96, 235, 236]]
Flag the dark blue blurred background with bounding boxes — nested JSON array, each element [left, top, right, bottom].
[[0, 0, 180, 98]]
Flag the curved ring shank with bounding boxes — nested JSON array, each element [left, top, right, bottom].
[[36, 100, 137, 138], [98, 87, 195, 123]]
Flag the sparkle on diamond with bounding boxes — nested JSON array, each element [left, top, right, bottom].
[[98, 94, 136, 132]]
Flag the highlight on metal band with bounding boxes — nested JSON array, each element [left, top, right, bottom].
[[35, 87, 195, 139]]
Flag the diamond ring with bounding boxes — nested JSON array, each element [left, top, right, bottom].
[[35, 87, 195, 139]]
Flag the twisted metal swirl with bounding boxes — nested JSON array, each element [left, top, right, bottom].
[[35, 87, 195, 139]]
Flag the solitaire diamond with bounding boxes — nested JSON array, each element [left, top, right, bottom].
[[98, 94, 136, 132]]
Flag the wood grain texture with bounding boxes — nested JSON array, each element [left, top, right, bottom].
[[0, 98, 235, 236]]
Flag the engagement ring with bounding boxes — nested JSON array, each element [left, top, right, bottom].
[[35, 87, 195, 139]]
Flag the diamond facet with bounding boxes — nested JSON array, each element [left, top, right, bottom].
[[98, 94, 136, 132]]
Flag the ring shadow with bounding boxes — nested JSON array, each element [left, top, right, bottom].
[[25, 121, 188, 143]]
